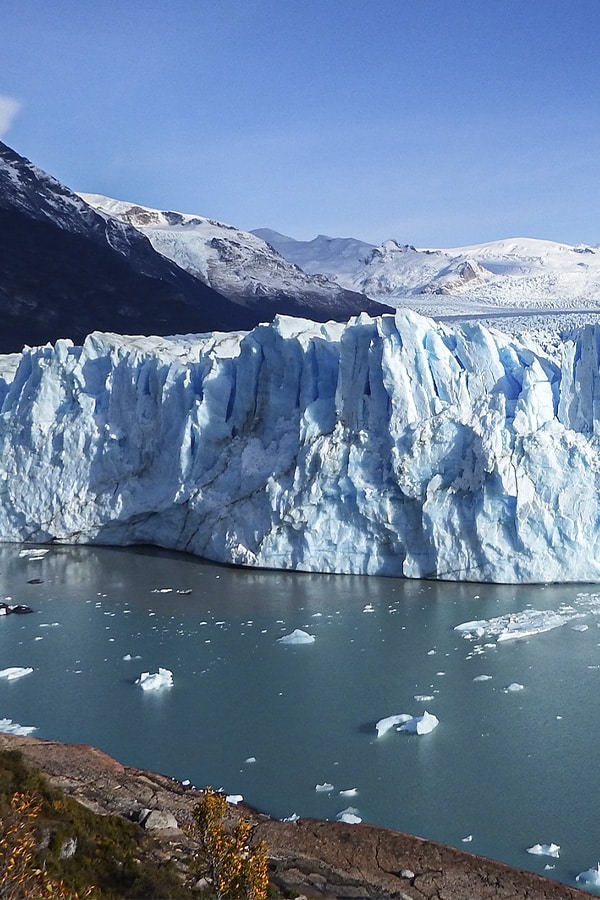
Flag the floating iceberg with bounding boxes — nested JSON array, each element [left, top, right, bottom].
[[376, 711, 439, 736], [472, 675, 492, 682], [135, 667, 173, 690], [375, 714, 413, 737], [336, 806, 362, 824], [0, 717, 36, 735], [455, 609, 576, 643], [339, 788, 358, 797], [398, 711, 439, 735], [576, 863, 600, 886], [504, 683, 524, 693], [315, 783, 334, 792], [277, 629, 315, 645], [0, 666, 33, 680], [526, 842, 560, 858]]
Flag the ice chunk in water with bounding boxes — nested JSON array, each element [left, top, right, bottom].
[[375, 714, 412, 737], [0, 667, 33, 680], [0, 717, 36, 735], [135, 667, 173, 690], [504, 682, 524, 692], [277, 629, 315, 644], [398, 711, 439, 735], [315, 783, 334, 792], [576, 863, 600, 885], [336, 806, 361, 824], [526, 843, 560, 858]]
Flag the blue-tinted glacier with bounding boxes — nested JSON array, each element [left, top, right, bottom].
[[0, 310, 599, 583]]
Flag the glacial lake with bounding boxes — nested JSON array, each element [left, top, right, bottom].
[[1, 542, 599, 892]]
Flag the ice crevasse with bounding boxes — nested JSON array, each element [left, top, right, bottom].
[[0, 309, 599, 584]]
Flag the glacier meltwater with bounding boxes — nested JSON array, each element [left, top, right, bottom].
[[0, 310, 599, 583]]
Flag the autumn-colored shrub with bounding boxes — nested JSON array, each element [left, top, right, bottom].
[[192, 788, 268, 900], [0, 790, 93, 899]]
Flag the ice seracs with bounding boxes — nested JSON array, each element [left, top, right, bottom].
[[4, 312, 600, 583]]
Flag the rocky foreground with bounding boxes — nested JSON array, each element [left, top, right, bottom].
[[0, 732, 588, 900]]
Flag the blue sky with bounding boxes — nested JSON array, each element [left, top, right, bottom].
[[1, 0, 599, 246]]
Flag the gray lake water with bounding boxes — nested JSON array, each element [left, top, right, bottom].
[[0, 542, 599, 892]]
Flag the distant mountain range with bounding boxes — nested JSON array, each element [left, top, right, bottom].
[[80, 193, 385, 323], [2, 137, 600, 356], [0, 142, 387, 354], [254, 230, 600, 315]]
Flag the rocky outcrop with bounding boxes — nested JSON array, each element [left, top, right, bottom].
[[0, 732, 588, 899]]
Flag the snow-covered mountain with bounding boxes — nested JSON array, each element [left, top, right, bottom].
[[0, 140, 257, 353], [1, 310, 599, 584], [81, 194, 389, 322], [255, 229, 600, 314]]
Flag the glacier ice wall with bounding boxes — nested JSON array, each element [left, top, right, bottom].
[[0, 310, 599, 583]]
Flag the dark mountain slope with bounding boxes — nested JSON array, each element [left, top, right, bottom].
[[0, 141, 257, 352]]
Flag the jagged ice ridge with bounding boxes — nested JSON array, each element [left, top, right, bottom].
[[0, 310, 599, 583]]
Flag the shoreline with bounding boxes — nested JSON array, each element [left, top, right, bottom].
[[0, 731, 590, 900]]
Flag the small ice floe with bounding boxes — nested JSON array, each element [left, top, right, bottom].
[[472, 675, 492, 682], [504, 683, 524, 693], [226, 794, 243, 804], [363, 604, 374, 613], [544, 864, 555, 870], [135, 668, 173, 690], [315, 783, 334, 792], [455, 609, 576, 644], [151, 588, 173, 594], [39, 622, 60, 628], [0, 717, 36, 735], [376, 711, 439, 737], [244, 757, 256, 764], [576, 862, 600, 886], [526, 842, 560, 858], [375, 714, 413, 737], [123, 654, 142, 661], [339, 788, 358, 797], [398, 711, 439, 735], [462, 834, 473, 842], [18, 548, 49, 559], [572, 623, 589, 632], [277, 629, 315, 645], [336, 806, 361, 824], [0, 667, 33, 680], [414, 694, 435, 702]]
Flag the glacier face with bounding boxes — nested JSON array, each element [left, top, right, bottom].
[[0, 311, 599, 584]]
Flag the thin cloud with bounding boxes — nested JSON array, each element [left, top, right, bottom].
[[0, 95, 22, 138]]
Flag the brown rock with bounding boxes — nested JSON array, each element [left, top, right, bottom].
[[0, 732, 589, 900]]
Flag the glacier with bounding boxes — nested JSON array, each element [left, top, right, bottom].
[[1, 309, 600, 584]]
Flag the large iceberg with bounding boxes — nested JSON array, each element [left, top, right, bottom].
[[1, 311, 600, 583]]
